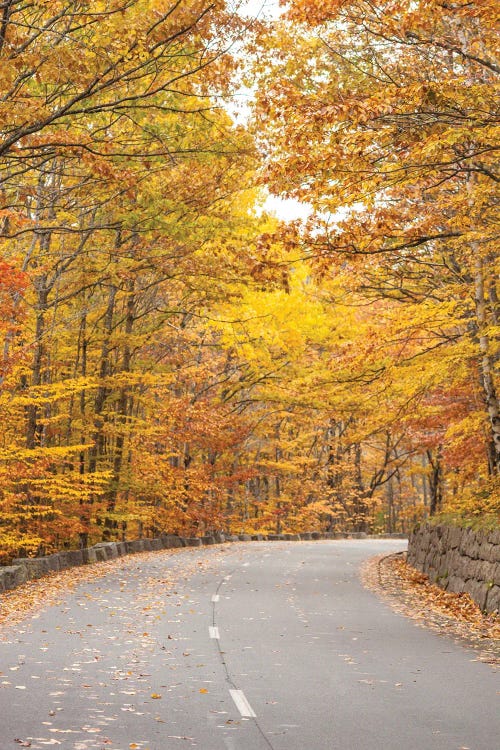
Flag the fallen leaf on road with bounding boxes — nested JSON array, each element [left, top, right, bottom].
[[167, 736, 194, 741]]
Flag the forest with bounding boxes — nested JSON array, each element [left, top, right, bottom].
[[0, 0, 498, 562]]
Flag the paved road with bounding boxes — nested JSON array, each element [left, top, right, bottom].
[[0, 540, 498, 750]]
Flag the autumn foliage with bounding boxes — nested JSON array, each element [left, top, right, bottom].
[[0, 1, 498, 562]]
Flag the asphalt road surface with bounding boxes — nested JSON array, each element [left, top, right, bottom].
[[0, 540, 498, 750]]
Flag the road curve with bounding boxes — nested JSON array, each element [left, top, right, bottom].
[[0, 539, 498, 750]]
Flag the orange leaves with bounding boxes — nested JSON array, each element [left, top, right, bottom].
[[0, 1, 266, 559], [247, 0, 499, 527], [0, 0, 496, 559]]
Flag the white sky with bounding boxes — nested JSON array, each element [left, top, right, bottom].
[[234, 2, 356, 225], [262, 194, 312, 221], [233, 3, 309, 220], [237, 0, 284, 19]]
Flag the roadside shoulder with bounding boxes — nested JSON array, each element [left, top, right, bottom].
[[361, 552, 500, 668]]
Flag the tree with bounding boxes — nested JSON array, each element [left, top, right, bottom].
[[251, 0, 499, 513], [0, 0, 267, 558]]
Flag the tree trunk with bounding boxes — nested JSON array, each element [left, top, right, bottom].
[[427, 448, 443, 516], [474, 256, 500, 473], [88, 283, 117, 474], [107, 278, 135, 527], [26, 278, 48, 449]]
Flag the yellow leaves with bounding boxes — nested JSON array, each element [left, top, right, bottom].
[[0, 0, 495, 556], [150, 693, 162, 699], [9, 378, 99, 407], [216, 261, 335, 368], [0, 444, 92, 462]]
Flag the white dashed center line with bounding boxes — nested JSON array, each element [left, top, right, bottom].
[[229, 689, 257, 718], [209, 626, 220, 639]]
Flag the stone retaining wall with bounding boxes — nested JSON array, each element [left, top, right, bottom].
[[407, 523, 500, 614], [0, 531, 406, 593]]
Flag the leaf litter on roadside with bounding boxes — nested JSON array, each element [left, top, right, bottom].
[[362, 553, 499, 667]]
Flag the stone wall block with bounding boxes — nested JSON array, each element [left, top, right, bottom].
[[493, 562, 500, 586], [442, 550, 457, 575], [461, 528, 478, 557], [447, 575, 466, 594], [93, 547, 109, 562], [450, 548, 463, 570], [12, 558, 51, 580], [420, 530, 430, 549], [160, 535, 184, 548], [425, 550, 438, 569], [45, 554, 62, 572], [487, 529, 500, 546], [65, 550, 84, 567], [470, 559, 482, 580], [485, 585, 500, 613], [57, 552, 72, 569], [150, 539, 163, 551], [185, 538, 202, 547], [427, 568, 438, 583], [124, 540, 144, 554], [471, 538, 482, 560], [459, 555, 474, 580], [434, 524, 444, 540], [476, 560, 497, 585], [2, 565, 28, 589], [93, 542, 118, 559], [416, 550, 427, 567], [104, 543, 119, 558], [463, 579, 489, 611], [447, 526, 463, 549], [479, 541, 493, 561]]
